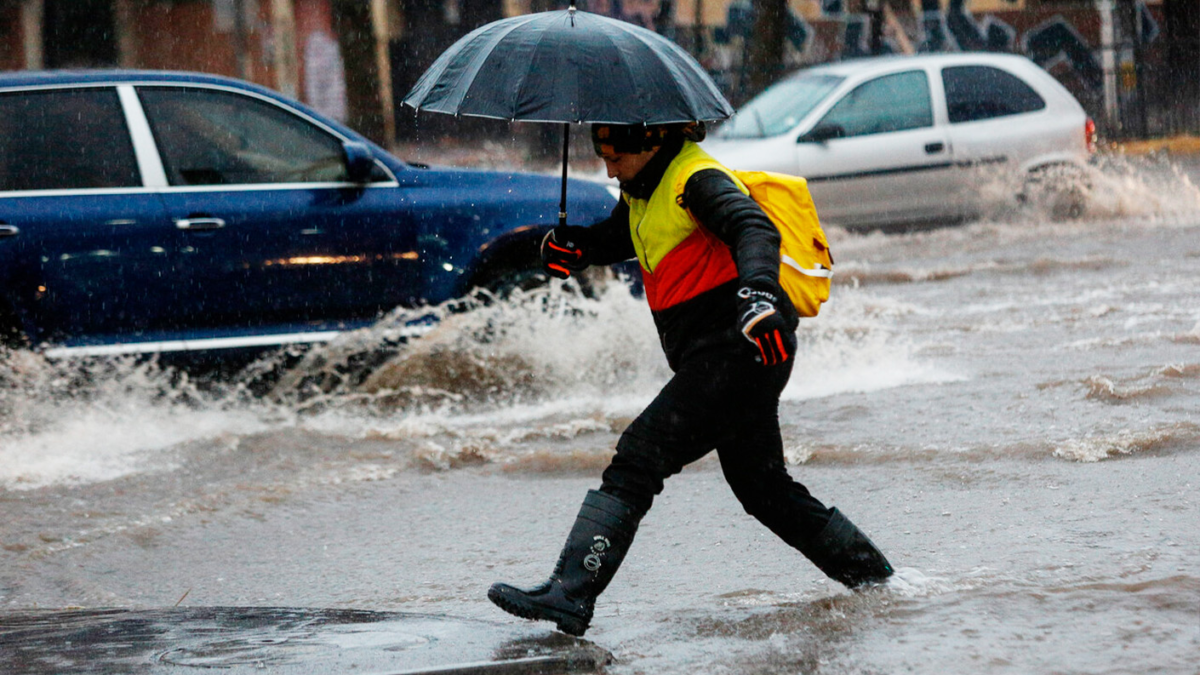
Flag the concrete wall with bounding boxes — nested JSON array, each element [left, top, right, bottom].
[[0, 0, 1192, 139]]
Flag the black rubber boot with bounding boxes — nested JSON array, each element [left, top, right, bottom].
[[803, 508, 894, 588], [488, 490, 641, 636]]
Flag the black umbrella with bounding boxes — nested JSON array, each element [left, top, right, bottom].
[[403, 2, 733, 226]]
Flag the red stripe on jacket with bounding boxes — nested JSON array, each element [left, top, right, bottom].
[[642, 226, 739, 311]]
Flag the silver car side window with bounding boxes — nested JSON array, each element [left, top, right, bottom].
[[0, 88, 141, 191], [943, 65, 1046, 123], [138, 87, 351, 186], [816, 70, 933, 138], [719, 73, 845, 139]]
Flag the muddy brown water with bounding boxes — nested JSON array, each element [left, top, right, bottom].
[[2, 155, 1199, 673]]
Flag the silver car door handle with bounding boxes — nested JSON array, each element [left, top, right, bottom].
[[925, 142, 946, 154], [0, 224, 18, 238], [175, 217, 226, 231]]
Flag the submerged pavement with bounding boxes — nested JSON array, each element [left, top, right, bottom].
[[4, 141, 1199, 674], [0, 607, 611, 674]]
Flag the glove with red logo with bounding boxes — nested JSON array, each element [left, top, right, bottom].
[[540, 226, 591, 279], [736, 285, 794, 366]]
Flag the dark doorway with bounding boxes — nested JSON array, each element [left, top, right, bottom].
[[43, 0, 118, 68], [1164, 0, 1200, 132]]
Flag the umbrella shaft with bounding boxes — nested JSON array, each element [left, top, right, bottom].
[[559, 122, 570, 227]]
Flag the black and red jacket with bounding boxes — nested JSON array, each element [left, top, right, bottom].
[[585, 136, 798, 370]]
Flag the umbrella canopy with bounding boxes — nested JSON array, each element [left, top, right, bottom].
[[403, 7, 733, 125]]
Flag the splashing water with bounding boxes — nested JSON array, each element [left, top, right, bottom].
[[0, 281, 658, 490], [784, 288, 964, 401], [0, 270, 956, 490], [1085, 153, 1200, 219], [3, 155, 1199, 492], [4, 164, 1200, 674]]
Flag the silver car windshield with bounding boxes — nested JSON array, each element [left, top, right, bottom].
[[717, 73, 845, 139]]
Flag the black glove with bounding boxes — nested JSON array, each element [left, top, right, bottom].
[[540, 226, 591, 279], [736, 285, 794, 366]]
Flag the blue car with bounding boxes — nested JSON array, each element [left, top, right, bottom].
[[0, 70, 618, 358]]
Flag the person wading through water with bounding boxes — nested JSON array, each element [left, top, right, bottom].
[[487, 122, 893, 636]]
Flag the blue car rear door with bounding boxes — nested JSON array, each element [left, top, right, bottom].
[[0, 85, 184, 345], [135, 85, 421, 337]]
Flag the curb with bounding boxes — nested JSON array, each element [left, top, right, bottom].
[[1102, 135, 1200, 156]]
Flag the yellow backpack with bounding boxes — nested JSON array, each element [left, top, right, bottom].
[[678, 164, 834, 317]]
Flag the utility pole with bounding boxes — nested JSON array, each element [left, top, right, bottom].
[[20, 0, 43, 70], [866, 0, 884, 56], [1164, 0, 1200, 133], [271, 0, 299, 99], [331, 0, 391, 147], [654, 0, 675, 39], [395, 0, 453, 143], [370, 0, 395, 148], [747, 0, 786, 100], [882, 1, 913, 55], [1114, 0, 1147, 138], [115, 0, 136, 68], [233, 0, 253, 81], [1098, 0, 1119, 129]]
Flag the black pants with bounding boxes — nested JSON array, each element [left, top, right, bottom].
[[599, 345, 834, 550]]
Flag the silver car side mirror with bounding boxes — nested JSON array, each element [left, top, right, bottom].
[[798, 123, 845, 143]]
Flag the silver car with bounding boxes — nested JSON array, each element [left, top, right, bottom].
[[703, 53, 1095, 230]]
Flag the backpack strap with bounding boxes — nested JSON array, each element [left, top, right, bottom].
[[672, 159, 748, 210]]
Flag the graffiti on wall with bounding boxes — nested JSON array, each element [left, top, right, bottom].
[[713, 0, 810, 53], [581, 0, 1161, 102], [916, 0, 1104, 87], [701, 0, 1160, 96], [916, 0, 1158, 92], [585, 0, 676, 34], [700, 0, 813, 98], [918, 0, 1017, 53]]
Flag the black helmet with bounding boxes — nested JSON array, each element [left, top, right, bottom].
[[590, 122, 705, 156], [591, 124, 670, 156]]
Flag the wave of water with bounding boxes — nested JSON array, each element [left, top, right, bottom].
[[1052, 422, 1200, 462], [6, 164, 1200, 492], [785, 287, 965, 400], [0, 273, 954, 490], [1085, 153, 1200, 219]]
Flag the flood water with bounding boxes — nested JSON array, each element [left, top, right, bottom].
[[2, 155, 1199, 674]]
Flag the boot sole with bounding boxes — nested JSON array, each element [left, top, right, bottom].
[[487, 586, 590, 637]]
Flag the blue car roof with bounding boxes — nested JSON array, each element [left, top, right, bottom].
[[0, 69, 284, 99], [0, 69, 402, 159], [0, 68, 619, 200]]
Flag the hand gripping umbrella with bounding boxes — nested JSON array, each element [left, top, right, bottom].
[[402, 2, 734, 227]]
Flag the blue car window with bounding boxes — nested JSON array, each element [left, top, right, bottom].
[[138, 87, 351, 186], [817, 70, 933, 138], [943, 65, 1046, 124], [0, 88, 140, 191]]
